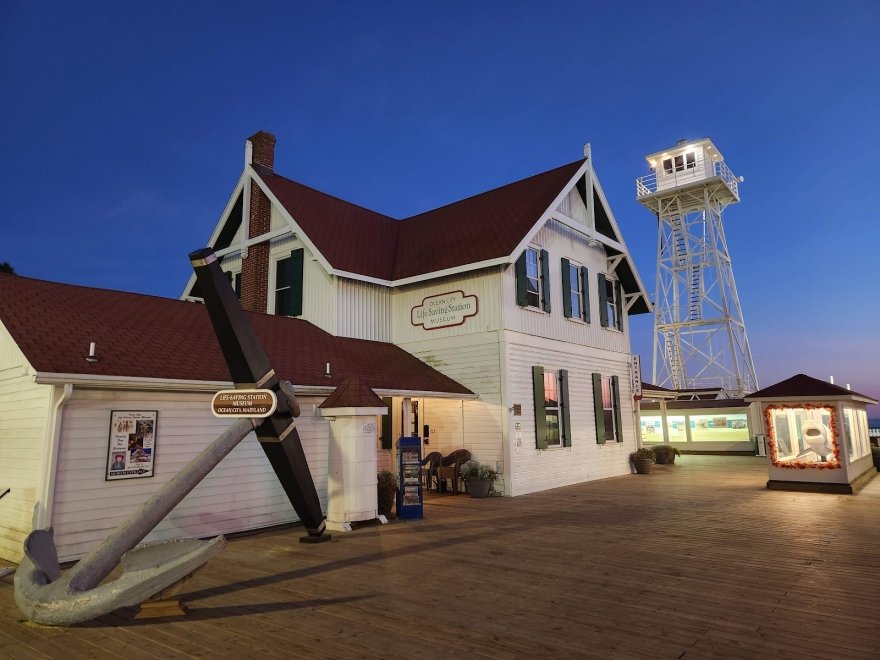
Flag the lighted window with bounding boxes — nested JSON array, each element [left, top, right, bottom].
[[544, 371, 561, 447], [601, 376, 617, 443], [689, 414, 750, 442], [662, 153, 697, 174], [640, 415, 663, 443], [770, 407, 835, 464], [844, 408, 871, 463], [666, 416, 687, 442]]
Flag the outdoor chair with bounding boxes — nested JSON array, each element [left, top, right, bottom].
[[436, 449, 471, 495], [420, 452, 442, 492]]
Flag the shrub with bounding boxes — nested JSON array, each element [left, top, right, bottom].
[[631, 447, 656, 461], [458, 460, 497, 482]]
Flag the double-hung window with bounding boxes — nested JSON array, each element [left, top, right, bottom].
[[516, 247, 551, 312], [598, 273, 623, 331], [592, 373, 622, 444], [273, 248, 304, 316], [532, 367, 570, 449], [561, 258, 590, 322]]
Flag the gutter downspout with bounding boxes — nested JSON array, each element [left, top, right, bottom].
[[34, 383, 73, 530]]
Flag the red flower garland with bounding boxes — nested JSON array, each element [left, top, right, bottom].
[[763, 403, 841, 469]]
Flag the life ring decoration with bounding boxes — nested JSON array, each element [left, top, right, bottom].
[[763, 403, 841, 469]]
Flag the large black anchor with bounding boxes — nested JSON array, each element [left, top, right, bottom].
[[14, 248, 328, 625]]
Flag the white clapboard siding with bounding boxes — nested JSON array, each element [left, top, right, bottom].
[[392, 269, 504, 345], [397, 333, 505, 490], [505, 333, 637, 497], [50, 390, 330, 562], [555, 186, 589, 226], [502, 220, 630, 353], [0, 322, 53, 562], [268, 235, 337, 334], [337, 277, 393, 341]]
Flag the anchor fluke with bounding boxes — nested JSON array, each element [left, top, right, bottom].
[[15, 529, 225, 626]]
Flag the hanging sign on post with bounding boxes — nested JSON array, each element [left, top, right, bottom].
[[211, 389, 278, 418]]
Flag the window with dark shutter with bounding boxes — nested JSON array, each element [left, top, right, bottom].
[[532, 366, 547, 449], [592, 372, 605, 444], [581, 266, 590, 323], [380, 397, 393, 450], [611, 375, 623, 442], [540, 249, 551, 312], [559, 369, 571, 447], [515, 252, 529, 307], [598, 274, 608, 327], [274, 248, 304, 316]]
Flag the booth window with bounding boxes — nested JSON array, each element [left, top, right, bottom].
[[597, 273, 623, 331], [592, 373, 622, 444], [689, 414, 749, 442], [532, 367, 571, 449], [769, 407, 834, 464], [274, 248, 304, 316], [561, 258, 590, 322], [640, 415, 663, 443], [843, 408, 871, 463], [516, 247, 551, 312]]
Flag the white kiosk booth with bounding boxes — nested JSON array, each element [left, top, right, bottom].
[[745, 374, 877, 494]]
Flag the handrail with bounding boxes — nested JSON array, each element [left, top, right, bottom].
[[636, 156, 739, 199]]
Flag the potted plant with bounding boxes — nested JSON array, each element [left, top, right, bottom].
[[377, 470, 398, 518], [654, 445, 682, 464], [459, 460, 497, 498], [630, 447, 656, 474]]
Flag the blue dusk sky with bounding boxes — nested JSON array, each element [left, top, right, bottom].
[[2, 1, 879, 414]]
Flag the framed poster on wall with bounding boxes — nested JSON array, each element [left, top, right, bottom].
[[106, 410, 158, 481]]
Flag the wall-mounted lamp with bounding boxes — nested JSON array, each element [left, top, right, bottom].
[[85, 341, 99, 363]]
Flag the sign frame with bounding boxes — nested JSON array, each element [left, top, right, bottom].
[[410, 289, 479, 331], [211, 389, 278, 418], [106, 410, 158, 481]]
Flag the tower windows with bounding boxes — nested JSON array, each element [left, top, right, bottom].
[[662, 152, 697, 174]]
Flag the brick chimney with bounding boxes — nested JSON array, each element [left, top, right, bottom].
[[240, 131, 276, 313]]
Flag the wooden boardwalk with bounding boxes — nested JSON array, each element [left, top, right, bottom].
[[2, 456, 879, 659]]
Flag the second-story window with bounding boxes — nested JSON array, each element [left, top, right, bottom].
[[516, 247, 550, 312], [561, 258, 590, 322], [274, 248, 304, 316], [598, 273, 623, 331]]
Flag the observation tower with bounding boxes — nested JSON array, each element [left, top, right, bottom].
[[636, 138, 758, 397]]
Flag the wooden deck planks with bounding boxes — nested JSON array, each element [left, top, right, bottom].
[[1, 456, 879, 658]]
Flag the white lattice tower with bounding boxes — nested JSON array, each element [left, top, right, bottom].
[[635, 139, 758, 397]]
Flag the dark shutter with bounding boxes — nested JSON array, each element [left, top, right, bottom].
[[561, 258, 572, 318], [289, 248, 304, 316], [540, 249, 551, 312], [380, 397, 393, 450], [598, 273, 608, 327], [532, 366, 547, 450], [234, 272, 242, 299], [592, 372, 605, 444], [615, 279, 624, 330], [559, 369, 571, 447], [581, 266, 591, 323], [515, 252, 528, 307], [611, 375, 623, 442]]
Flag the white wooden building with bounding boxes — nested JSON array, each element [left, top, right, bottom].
[[0, 131, 652, 562], [182, 132, 651, 497]]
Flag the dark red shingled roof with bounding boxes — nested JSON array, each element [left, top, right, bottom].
[[747, 373, 876, 403], [319, 376, 386, 409], [0, 274, 472, 396], [260, 159, 586, 281]]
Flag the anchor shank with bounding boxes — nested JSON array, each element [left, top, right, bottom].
[[189, 248, 326, 536], [67, 417, 256, 593]]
